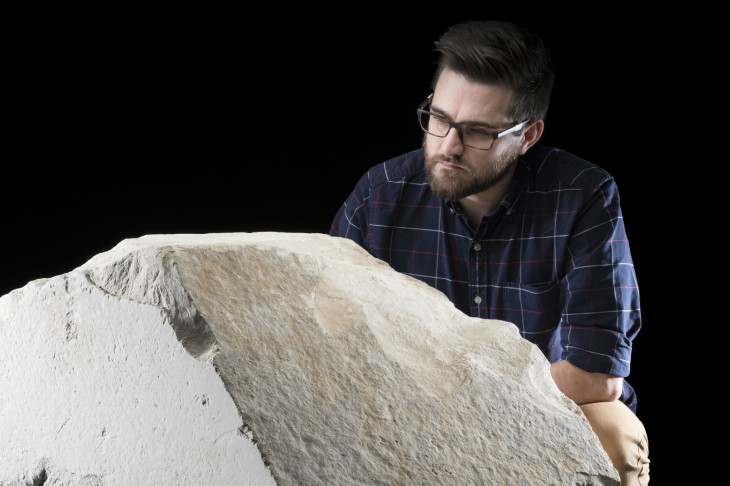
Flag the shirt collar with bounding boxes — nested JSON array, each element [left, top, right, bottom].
[[499, 155, 529, 220]]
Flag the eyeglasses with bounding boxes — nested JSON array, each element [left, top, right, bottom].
[[416, 94, 529, 150]]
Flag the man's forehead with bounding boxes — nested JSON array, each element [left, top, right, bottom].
[[432, 71, 515, 124]]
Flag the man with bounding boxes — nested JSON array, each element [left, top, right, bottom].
[[329, 20, 649, 484]]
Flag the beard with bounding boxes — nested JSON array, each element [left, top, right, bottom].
[[423, 138, 521, 201]]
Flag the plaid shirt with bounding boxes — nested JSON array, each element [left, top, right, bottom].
[[330, 144, 642, 412]]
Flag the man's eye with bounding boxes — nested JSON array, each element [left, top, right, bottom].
[[464, 126, 492, 137], [432, 114, 450, 125]]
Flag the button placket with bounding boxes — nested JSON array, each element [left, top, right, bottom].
[[472, 242, 484, 308]]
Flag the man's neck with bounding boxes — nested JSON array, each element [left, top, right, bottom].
[[458, 164, 517, 228]]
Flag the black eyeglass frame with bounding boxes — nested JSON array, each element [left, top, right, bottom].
[[416, 93, 529, 150]]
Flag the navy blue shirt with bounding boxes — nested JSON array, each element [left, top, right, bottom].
[[330, 144, 642, 412]]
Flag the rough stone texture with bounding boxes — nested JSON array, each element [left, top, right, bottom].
[[0, 232, 619, 485]]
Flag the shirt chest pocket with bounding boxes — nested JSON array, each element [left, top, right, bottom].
[[498, 280, 561, 334]]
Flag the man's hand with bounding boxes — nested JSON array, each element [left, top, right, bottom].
[[550, 360, 623, 405]]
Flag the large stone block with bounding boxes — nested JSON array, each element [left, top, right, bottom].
[[0, 232, 618, 485]]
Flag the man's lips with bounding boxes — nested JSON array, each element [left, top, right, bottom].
[[437, 160, 465, 170]]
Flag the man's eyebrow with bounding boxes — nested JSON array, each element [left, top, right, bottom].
[[429, 105, 502, 129]]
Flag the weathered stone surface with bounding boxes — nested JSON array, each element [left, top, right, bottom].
[[0, 232, 619, 485]]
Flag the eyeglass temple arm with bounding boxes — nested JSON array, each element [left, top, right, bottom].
[[496, 120, 529, 139]]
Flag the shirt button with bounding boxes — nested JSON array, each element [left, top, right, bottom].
[[473, 243, 481, 251], [474, 296, 482, 304]]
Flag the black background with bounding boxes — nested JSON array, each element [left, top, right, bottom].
[[6, 11, 671, 481]]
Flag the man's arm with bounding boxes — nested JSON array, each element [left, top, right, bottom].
[[329, 171, 371, 244], [554, 175, 640, 406], [550, 359, 623, 404]]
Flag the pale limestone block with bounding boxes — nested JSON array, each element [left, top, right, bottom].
[[0, 232, 619, 485]]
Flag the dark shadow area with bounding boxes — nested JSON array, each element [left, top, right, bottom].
[[5, 12, 672, 482]]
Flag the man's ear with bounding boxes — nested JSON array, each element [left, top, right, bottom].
[[519, 120, 544, 155]]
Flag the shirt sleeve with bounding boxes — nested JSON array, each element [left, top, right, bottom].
[[329, 171, 370, 248], [560, 178, 641, 378]]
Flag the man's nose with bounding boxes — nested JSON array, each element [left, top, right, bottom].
[[440, 125, 465, 156]]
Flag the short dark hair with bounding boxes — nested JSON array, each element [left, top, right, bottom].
[[432, 20, 555, 121]]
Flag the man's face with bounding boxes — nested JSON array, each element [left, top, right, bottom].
[[423, 69, 526, 202]]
